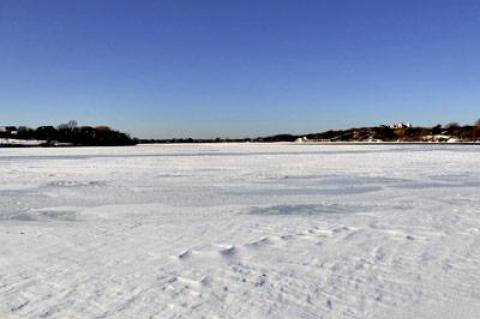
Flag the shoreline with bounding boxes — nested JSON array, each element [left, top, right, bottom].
[[2, 141, 480, 148]]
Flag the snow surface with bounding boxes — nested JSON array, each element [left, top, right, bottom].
[[1, 143, 480, 318], [0, 138, 44, 146]]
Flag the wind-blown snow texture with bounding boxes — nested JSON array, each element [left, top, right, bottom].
[[1, 144, 480, 318]]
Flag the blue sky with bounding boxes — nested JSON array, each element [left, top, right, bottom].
[[1, 0, 479, 138]]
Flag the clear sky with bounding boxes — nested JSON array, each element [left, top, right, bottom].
[[1, 0, 479, 138]]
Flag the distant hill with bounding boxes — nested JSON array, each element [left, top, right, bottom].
[[292, 123, 480, 143], [140, 122, 480, 144], [0, 121, 137, 147]]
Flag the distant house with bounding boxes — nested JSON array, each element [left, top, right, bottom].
[[295, 136, 308, 143], [389, 122, 412, 129], [0, 126, 18, 137]]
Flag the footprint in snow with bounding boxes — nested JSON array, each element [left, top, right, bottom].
[[280, 234, 294, 241], [218, 245, 237, 258], [178, 249, 192, 260], [254, 274, 267, 287], [245, 237, 273, 248]]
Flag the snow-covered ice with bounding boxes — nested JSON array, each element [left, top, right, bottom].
[[0, 138, 44, 146], [1, 143, 480, 318]]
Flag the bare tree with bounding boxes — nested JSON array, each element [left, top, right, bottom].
[[67, 120, 78, 130], [445, 122, 459, 129], [58, 120, 78, 131]]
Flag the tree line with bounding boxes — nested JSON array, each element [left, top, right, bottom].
[[2, 119, 479, 146], [0, 121, 137, 146], [140, 120, 480, 143]]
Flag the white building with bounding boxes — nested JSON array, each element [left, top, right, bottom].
[[295, 136, 308, 143], [389, 122, 412, 129]]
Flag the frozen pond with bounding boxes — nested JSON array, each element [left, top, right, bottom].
[[1, 143, 480, 318]]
